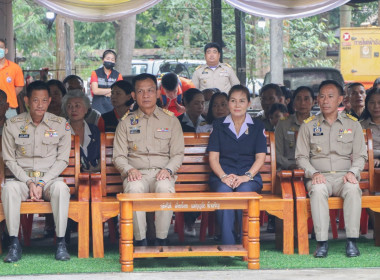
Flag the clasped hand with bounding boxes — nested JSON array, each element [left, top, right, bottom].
[[221, 174, 249, 189], [27, 183, 44, 202]]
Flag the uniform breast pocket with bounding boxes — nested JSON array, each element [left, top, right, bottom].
[[310, 137, 328, 156], [15, 138, 33, 158], [42, 137, 60, 157], [127, 133, 142, 151], [336, 135, 353, 156], [154, 131, 171, 153]]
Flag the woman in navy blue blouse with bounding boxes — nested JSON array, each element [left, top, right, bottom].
[[207, 84, 267, 245]]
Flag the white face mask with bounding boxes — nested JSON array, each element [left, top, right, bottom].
[[0, 48, 5, 59], [203, 101, 210, 114]]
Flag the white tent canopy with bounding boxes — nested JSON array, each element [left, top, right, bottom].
[[34, 0, 350, 22]]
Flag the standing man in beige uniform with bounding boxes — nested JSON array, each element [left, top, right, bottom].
[[192, 42, 240, 93], [113, 73, 184, 246], [1, 81, 71, 263], [296, 80, 367, 258]]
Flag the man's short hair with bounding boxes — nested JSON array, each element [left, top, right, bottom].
[[0, 89, 7, 101], [259, 83, 284, 98], [319, 80, 344, 96], [0, 38, 6, 48], [62, 75, 84, 86], [348, 82, 365, 90], [161, 72, 178, 91], [26, 81, 50, 98], [47, 79, 67, 97], [268, 103, 288, 116], [132, 73, 157, 91], [204, 42, 221, 54]]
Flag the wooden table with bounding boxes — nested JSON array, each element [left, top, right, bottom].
[[117, 192, 262, 272]]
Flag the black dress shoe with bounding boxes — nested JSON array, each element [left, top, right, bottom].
[[346, 240, 360, 257], [55, 241, 70, 261], [266, 216, 275, 233], [134, 239, 147, 246], [4, 242, 22, 263], [314, 241, 328, 258]]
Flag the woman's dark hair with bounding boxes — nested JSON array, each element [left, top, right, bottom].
[[293, 86, 315, 100], [363, 87, 380, 120], [228, 84, 250, 102], [268, 103, 288, 117], [182, 88, 203, 106], [111, 80, 134, 106], [373, 77, 380, 88], [206, 92, 228, 124], [102, 49, 117, 60], [26, 81, 50, 98], [46, 79, 67, 97]]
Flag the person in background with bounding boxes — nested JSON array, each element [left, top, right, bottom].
[[63, 74, 101, 125], [361, 88, 380, 167], [207, 84, 266, 245], [0, 38, 24, 119], [347, 82, 366, 121], [275, 86, 314, 170], [178, 88, 205, 133], [90, 50, 123, 114], [268, 103, 288, 128], [2, 81, 71, 262], [98, 80, 134, 133], [192, 42, 240, 93], [62, 90, 100, 172], [47, 80, 67, 117], [343, 83, 352, 113], [281, 86, 294, 115], [255, 83, 286, 132], [201, 88, 220, 117], [0, 89, 9, 135], [158, 72, 195, 117], [113, 73, 184, 246], [198, 92, 229, 133], [372, 77, 380, 90], [296, 80, 366, 258]]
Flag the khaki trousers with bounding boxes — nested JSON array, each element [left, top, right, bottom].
[[306, 173, 362, 241], [1, 178, 70, 237], [123, 169, 175, 241]]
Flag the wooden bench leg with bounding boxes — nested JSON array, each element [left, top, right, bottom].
[[330, 210, 338, 239], [120, 201, 134, 272], [175, 212, 184, 242], [247, 199, 260, 269], [283, 202, 294, 255], [92, 203, 105, 258], [360, 208, 369, 235], [77, 203, 90, 258], [296, 199, 309, 255]]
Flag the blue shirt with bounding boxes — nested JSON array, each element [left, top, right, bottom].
[[207, 114, 267, 184]]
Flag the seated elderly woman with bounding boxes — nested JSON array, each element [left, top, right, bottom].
[[62, 90, 100, 172], [197, 91, 229, 133], [98, 80, 134, 133], [275, 86, 314, 170], [207, 84, 266, 245], [361, 88, 380, 167]]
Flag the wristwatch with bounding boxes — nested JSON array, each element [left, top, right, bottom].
[[165, 168, 173, 176], [244, 171, 254, 181]]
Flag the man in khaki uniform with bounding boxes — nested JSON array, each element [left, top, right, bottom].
[[1, 81, 71, 263], [296, 80, 367, 258], [113, 73, 184, 245], [192, 42, 240, 93]]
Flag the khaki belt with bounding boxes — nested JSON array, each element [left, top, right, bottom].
[[27, 171, 45, 177]]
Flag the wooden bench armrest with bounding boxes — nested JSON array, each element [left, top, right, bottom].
[[91, 173, 103, 202], [292, 169, 307, 199], [276, 170, 293, 199], [77, 172, 90, 202]]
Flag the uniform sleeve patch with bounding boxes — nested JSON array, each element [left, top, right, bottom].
[[65, 122, 71, 131]]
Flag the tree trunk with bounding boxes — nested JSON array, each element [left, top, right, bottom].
[[55, 15, 75, 80], [378, 0, 380, 27], [340, 5, 351, 27], [0, 0, 15, 61], [183, 11, 190, 59], [114, 15, 136, 76]]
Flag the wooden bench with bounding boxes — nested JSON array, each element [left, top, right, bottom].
[[0, 135, 90, 258], [91, 131, 294, 258], [293, 129, 380, 255], [117, 192, 262, 272]]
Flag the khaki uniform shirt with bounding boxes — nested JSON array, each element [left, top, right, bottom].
[[295, 112, 367, 179], [254, 113, 274, 132], [275, 114, 303, 169], [192, 63, 240, 93], [2, 112, 71, 184], [113, 106, 184, 179], [361, 118, 380, 159]]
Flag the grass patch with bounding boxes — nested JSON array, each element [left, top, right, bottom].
[[1, 237, 380, 275]]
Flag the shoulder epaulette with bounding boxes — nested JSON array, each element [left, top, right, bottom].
[[48, 115, 63, 123], [10, 116, 24, 123], [195, 65, 202, 70], [303, 115, 315, 124], [121, 110, 130, 121], [163, 109, 174, 117], [346, 113, 358, 121], [224, 63, 232, 68]]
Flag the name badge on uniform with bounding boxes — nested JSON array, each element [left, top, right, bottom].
[[129, 127, 140, 134], [18, 134, 29, 138], [287, 131, 295, 135], [157, 128, 169, 132], [313, 126, 323, 136]]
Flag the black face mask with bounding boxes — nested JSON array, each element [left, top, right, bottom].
[[103, 61, 115, 70]]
